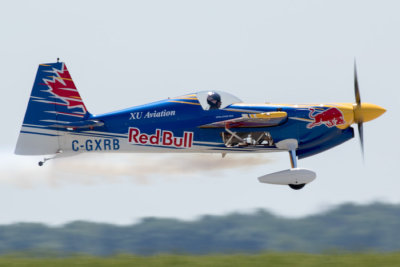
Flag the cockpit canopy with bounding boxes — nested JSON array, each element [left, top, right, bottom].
[[196, 90, 242, 110]]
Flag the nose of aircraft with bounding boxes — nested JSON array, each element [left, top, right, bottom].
[[353, 103, 386, 123]]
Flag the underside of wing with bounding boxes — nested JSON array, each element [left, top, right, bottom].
[[200, 111, 287, 128]]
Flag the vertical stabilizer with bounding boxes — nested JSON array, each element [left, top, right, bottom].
[[15, 62, 90, 155]]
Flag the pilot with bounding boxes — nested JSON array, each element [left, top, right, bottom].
[[207, 91, 222, 110]]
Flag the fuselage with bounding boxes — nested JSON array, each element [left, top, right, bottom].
[[67, 92, 357, 159]]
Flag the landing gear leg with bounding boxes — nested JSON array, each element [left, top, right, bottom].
[[289, 149, 297, 168]]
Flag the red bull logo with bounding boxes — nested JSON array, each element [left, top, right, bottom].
[[128, 127, 194, 148], [43, 63, 87, 115], [307, 107, 345, 129]]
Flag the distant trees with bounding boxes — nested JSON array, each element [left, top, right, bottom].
[[1, 203, 400, 255]]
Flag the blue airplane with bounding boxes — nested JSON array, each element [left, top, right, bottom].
[[15, 61, 386, 189]]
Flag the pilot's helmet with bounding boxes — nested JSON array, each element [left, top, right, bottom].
[[207, 91, 222, 110]]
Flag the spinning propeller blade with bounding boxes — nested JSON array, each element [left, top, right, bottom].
[[354, 60, 364, 158], [357, 122, 364, 160], [354, 60, 361, 106]]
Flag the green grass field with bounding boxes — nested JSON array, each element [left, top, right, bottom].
[[1, 253, 400, 267]]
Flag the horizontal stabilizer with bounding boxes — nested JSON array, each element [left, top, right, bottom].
[[200, 111, 287, 128], [49, 120, 104, 129]]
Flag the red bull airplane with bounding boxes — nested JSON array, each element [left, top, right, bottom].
[[15, 61, 386, 190]]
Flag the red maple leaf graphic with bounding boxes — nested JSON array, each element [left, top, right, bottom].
[[44, 64, 87, 114]]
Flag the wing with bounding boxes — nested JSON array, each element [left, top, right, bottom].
[[199, 111, 287, 128]]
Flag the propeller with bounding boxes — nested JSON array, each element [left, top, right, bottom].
[[353, 60, 364, 159], [352, 61, 386, 160]]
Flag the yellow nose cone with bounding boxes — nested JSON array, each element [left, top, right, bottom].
[[353, 103, 386, 123]]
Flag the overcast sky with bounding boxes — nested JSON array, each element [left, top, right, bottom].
[[0, 0, 399, 225]]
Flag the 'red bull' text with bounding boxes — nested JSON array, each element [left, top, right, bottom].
[[128, 127, 193, 148]]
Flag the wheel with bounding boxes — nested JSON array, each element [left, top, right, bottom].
[[289, 183, 305, 190]]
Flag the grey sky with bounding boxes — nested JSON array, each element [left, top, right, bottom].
[[0, 0, 398, 225]]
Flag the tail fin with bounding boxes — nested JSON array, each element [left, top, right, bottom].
[[15, 62, 90, 155]]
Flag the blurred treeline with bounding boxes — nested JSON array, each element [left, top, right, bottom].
[[1, 203, 400, 255]]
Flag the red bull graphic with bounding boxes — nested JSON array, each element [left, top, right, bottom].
[[42, 63, 87, 116], [128, 127, 194, 148], [307, 107, 345, 129]]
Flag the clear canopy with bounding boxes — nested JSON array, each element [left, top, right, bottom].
[[196, 90, 242, 111]]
